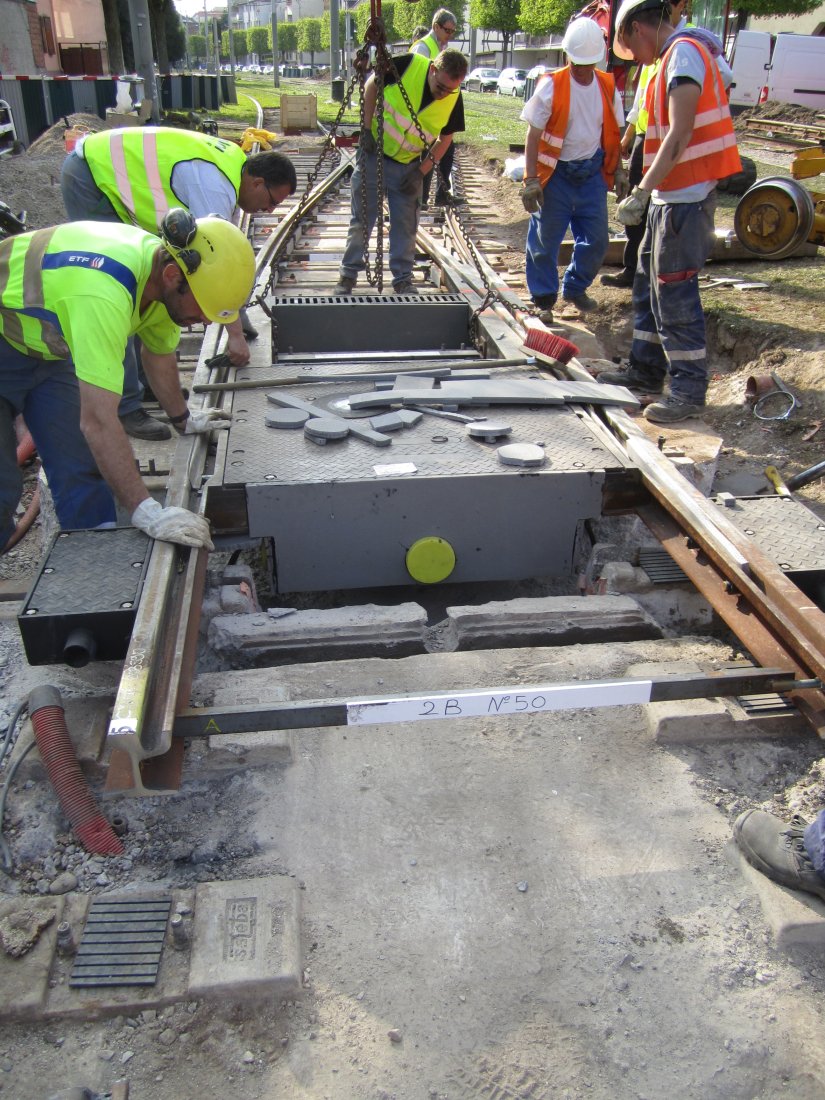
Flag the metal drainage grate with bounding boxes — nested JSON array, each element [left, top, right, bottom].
[[69, 897, 172, 988], [638, 547, 690, 585]]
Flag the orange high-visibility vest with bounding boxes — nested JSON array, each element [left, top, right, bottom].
[[535, 67, 621, 188], [642, 37, 741, 190]]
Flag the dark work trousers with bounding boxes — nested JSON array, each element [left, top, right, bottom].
[[422, 142, 456, 205], [620, 133, 646, 278]]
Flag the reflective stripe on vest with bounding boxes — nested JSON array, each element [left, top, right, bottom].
[[82, 127, 247, 231], [375, 54, 458, 163], [536, 67, 621, 188], [642, 38, 741, 190], [412, 32, 439, 59]]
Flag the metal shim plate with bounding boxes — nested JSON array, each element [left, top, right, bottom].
[[69, 897, 172, 988]]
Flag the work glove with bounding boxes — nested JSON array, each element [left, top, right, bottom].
[[616, 185, 651, 227], [131, 498, 214, 551], [521, 177, 544, 214], [613, 164, 631, 202], [400, 168, 423, 198], [183, 408, 233, 434], [359, 129, 376, 155]]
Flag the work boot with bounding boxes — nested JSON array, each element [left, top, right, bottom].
[[561, 291, 597, 312], [435, 189, 465, 207], [333, 275, 356, 295], [538, 309, 554, 325], [393, 280, 418, 295], [120, 408, 172, 441], [734, 809, 825, 902], [643, 394, 703, 424], [597, 361, 664, 393], [600, 269, 634, 288]]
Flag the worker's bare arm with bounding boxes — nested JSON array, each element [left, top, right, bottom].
[[77, 381, 149, 515], [140, 350, 189, 420]]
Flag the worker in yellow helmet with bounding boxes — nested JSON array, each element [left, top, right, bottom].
[[0, 213, 254, 552]]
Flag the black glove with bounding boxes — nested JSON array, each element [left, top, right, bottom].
[[359, 130, 376, 155]]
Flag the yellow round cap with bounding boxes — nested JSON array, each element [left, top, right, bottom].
[[405, 536, 456, 584]]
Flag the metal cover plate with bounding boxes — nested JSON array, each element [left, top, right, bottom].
[[69, 897, 172, 988], [712, 496, 825, 571]]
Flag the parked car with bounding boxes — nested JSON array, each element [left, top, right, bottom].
[[497, 67, 528, 97], [462, 67, 500, 93]]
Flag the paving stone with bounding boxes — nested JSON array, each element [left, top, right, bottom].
[[265, 408, 310, 429], [467, 421, 512, 441], [188, 876, 301, 999], [446, 596, 660, 650], [496, 443, 547, 467], [369, 412, 406, 432]]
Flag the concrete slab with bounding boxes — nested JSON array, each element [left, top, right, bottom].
[[447, 595, 661, 649], [0, 896, 63, 1017], [207, 603, 428, 664], [730, 845, 825, 949], [188, 876, 302, 999]]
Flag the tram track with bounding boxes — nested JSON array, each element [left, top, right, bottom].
[[100, 118, 825, 794]]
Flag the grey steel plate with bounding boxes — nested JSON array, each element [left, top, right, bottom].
[[69, 897, 172, 988], [218, 369, 628, 590], [712, 495, 825, 571]]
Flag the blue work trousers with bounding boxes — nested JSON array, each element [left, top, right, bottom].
[[60, 151, 144, 417], [526, 153, 609, 303], [0, 335, 115, 546], [805, 812, 825, 878], [629, 193, 717, 404], [340, 152, 422, 289]]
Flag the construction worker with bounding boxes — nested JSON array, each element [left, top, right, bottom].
[[520, 18, 627, 324], [598, 0, 739, 424], [334, 48, 468, 296], [600, 0, 699, 289], [0, 214, 255, 552], [411, 8, 463, 205], [60, 128, 296, 439]]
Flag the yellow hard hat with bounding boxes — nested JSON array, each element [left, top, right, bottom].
[[163, 211, 256, 324]]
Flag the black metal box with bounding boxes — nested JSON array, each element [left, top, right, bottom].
[[18, 527, 151, 666]]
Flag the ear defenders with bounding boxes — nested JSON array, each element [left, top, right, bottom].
[[160, 207, 201, 275]]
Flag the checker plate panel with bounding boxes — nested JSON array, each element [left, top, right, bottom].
[[713, 496, 825, 571]]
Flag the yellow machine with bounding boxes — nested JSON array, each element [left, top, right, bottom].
[[734, 147, 825, 259]]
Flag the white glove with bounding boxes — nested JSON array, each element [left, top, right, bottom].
[[132, 498, 214, 550], [616, 185, 651, 227], [613, 164, 631, 202], [183, 408, 232, 434]]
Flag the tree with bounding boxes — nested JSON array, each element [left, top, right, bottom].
[[165, 3, 186, 64], [354, 0, 404, 42], [103, 0, 126, 74], [472, 0, 520, 62], [726, 0, 820, 33], [221, 29, 248, 59], [297, 16, 323, 66], [189, 33, 207, 61], [277, 21, 298, 64], [249, 25, 270, 61], [148, 0, 170, 72], [518, 0, 578, 35]]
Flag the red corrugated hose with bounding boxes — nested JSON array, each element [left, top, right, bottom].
[[28, 686, 124, 856]]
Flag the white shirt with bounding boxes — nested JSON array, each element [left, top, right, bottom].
[[521, 71, 624, 162]]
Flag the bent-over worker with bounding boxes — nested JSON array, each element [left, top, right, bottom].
[[0, 213, 254, 551], [61, 128, 296, 438]]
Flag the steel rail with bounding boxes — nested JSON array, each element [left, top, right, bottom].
[[419, 221, 825, 737]]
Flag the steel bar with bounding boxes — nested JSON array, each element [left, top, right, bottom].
[[173, 669, 797, 737]]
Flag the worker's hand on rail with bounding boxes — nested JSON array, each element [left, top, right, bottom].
[[131, 499, 214, 551], [184, 408, 233, 434], [359, 129, 376, 155], [616, 185, 650, 227], [226, 330, 251, 367], [613, 164, 631, 202], [521, 177, 544, 214]]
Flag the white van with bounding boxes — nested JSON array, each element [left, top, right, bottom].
[[728, 30, 825, 111]]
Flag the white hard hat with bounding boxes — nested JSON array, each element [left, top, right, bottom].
[[561, 18, 606, 65], [613, 0, 668, 60]]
